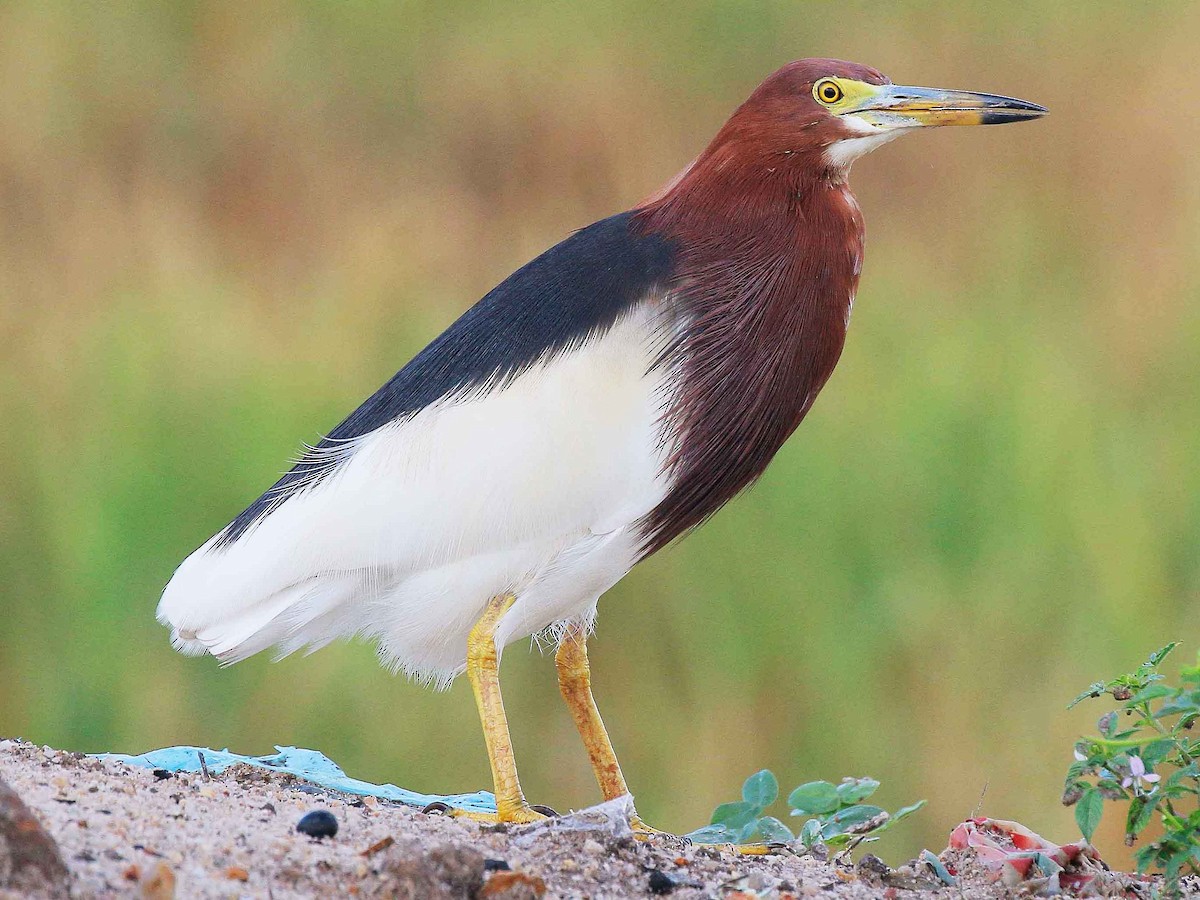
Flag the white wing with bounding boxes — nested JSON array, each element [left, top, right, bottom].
[[157, 307, 672, 683]]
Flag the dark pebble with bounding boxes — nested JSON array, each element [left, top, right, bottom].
[[648, 869, 678, 895], [152, 769, 172, 780], [296, 809, 339, 839], [484, 859, 511, 872]]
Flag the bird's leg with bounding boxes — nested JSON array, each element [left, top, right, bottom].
[[465, 593, 547, 825], [555, 626, 670, 839]]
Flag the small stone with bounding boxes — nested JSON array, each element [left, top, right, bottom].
[[0, 775, 69, 897], [360, 836, 394, 857], [140, 862, 176, 900], [225, 866, 249, 881], [380, 842, 485, 897], [856, 854, 890, 880], [296, 809, 339, 839], [152, 769, 172, 781], [479, 870, 547, 898], [484, 859, 511, 871], [648, 869, 679, 894], [582, 839, 604, 855]]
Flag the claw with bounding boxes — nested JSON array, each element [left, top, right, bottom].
[[440, 803, 553, 826], [630, 815, 691, 848]]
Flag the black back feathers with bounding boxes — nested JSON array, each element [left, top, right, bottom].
[[216, 212, 677, 548]]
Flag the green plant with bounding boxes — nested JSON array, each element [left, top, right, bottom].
[[1064, 642, 1200, 890], [688, 769, 925, 849]]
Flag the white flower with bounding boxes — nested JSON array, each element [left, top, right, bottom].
[[1074, 749, 1086, 762], [1121, 755, 1161, 792]]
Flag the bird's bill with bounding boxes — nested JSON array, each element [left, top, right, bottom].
[[846, 83, 1047, 128]]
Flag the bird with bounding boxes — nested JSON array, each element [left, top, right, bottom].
[[158, 59, 1045, 834]]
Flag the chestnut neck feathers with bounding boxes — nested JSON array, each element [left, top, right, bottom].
[[636, 78, 866, 555]]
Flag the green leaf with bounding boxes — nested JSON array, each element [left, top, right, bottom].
[[835, 777, 880, 805], [874, 800, 927, 833], [741, 815, 794, 844], [1133, 844, 1158, 874], [1164, 763, 1199, 791], [798, 818, 823, 847], [1165, 846, 1189, 883], [1075, 788, 1103, 842], [1098, 711, 1118, 737], [821, 804, 886, 839], [1127, 796, 1157, 836], [1158, 691, 1200, 717], [686, 823, 738, 844], [892, 800, 927, 821], [1147, 643, 1180, 668], [741, 770, 778, 809], [1069, 682, 1106, 709], [1131, 684, 1174, 704], [788, 781, 839, 815], [1065, 760, 1089, 782], [1141, 739, 1176, 767], [711, 801, 759, 830]]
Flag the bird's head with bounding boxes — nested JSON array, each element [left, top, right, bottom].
[[695, 58, 1046, 182]]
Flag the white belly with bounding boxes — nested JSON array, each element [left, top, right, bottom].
[[157, 307, 674, 686]]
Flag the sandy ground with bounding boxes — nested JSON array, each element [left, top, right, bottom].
[[0, 740, 1177, 899]]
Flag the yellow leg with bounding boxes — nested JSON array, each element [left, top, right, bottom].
[[555, 626, 669, 839], [465, 593, 546, 824]]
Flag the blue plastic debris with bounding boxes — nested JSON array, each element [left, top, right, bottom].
[[96, 745, 497, 814]]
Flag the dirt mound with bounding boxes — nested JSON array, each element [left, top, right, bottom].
[[0, 740, 1171, 898]]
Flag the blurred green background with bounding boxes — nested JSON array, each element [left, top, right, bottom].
[[2, 0, 1198, 867]]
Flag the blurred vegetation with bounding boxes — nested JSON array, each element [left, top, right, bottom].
[[1, 0, 1198, 866]]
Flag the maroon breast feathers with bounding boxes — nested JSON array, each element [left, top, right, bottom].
[[633, 103, 865, 557]]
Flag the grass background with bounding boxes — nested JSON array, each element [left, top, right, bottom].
[[1, 0, 1198, 866]]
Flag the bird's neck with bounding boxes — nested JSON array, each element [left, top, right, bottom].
[[634, 166, 863, 554]]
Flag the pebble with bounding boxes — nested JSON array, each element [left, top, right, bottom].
[[296, 809, 339, 838], [648, 869, 679, 894], [582, 839, 604, 855]]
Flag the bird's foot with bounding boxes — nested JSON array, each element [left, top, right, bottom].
[[630, 814, 685, 844], [423, 800, 556, 825]]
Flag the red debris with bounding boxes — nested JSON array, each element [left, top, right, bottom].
[[945, 817, 1104, 892]]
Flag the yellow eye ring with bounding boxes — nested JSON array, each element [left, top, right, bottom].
[[815, 80, 843, 105]]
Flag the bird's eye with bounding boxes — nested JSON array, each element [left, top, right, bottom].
[[815, 80, 844, 105]]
